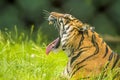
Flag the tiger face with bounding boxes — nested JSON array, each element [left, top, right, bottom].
[[48, 12, 80, 36], [46, 12, 84, 55]]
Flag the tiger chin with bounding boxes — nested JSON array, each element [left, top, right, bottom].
[[46, 12, 120, 80]]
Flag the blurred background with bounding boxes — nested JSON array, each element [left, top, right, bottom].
[[0, 0, 120, 51]]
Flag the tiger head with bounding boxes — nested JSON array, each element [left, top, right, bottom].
[[46, 12, 94, 55], [48, 12, 83, 36]]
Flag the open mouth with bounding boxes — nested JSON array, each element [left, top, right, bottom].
[[46, 37, 60, 55], [46, 18, 60, 55], [46, 12, 64, 55]]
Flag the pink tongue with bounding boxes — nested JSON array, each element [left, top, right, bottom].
[[46, 37, 59, 55]]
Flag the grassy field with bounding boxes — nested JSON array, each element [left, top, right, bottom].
[[0, 27, 120, 80], [0, 27, 68, 80]]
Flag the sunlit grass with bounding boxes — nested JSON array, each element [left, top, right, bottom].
[[0, 27, 120, 80], [0, 27, 67, 80], [0, 42, 67, 80]]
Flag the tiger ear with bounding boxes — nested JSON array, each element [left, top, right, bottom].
[[79, 27, 87, 32], [79, 24, 89, 32], [90, 27, 95, 32], [79, 26, 95, 32]]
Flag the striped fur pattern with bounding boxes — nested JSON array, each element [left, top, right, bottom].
[[48, 12, 120, 79]]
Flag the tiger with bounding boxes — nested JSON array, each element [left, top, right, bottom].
[[45, 12, 120, 79]]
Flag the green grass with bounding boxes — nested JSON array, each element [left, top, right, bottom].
[[0, 27, 120, 80], [0, 27, 68, 80], [0, 43, 67, 80]]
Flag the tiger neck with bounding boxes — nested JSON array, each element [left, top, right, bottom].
[[66, 29, 112, 58], [64, 29, 114, 76]]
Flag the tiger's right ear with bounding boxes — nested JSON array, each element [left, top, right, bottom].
[[90, 27, 95, 32]]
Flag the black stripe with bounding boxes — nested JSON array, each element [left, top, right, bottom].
[[86, 30, 89, 37], [91, 34, 95, 45], [64, 20, 70, 25], [103, 45, 109, 58], [69, 46, 92, 58], [104, 61, 110, 69], [76, 32, 84, 50], [78, 46, 92, 51], [70, 18, 77, 22], [70, 50, 87, 66], [66, 67, 69, 75], [108, 52, 114, 61], [68, 48, 74, 57], [62, 31, 67, 36], [59, 19, 63, 24], [71, 65, 86, 77], [65, 64, 70, 75], [65, 24, 72, 31], [91, 34, 99, 55], [111, 54, 120, 69], [71, 34, 99, 72], [104, 52, 114, 70], [102, 53, 113, 72], [69, 27, 74, 32], [62, 44, 66, 51], [72, 53, 96, 71], [57, 19, 61, 26], [65, 25, 70, 31]]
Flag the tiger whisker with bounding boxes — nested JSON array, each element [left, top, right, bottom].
[[43, 10, 50, 15], [43, 10, 50, 21]]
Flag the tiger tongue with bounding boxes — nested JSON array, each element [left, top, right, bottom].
[[46, 37, 60, 55]]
